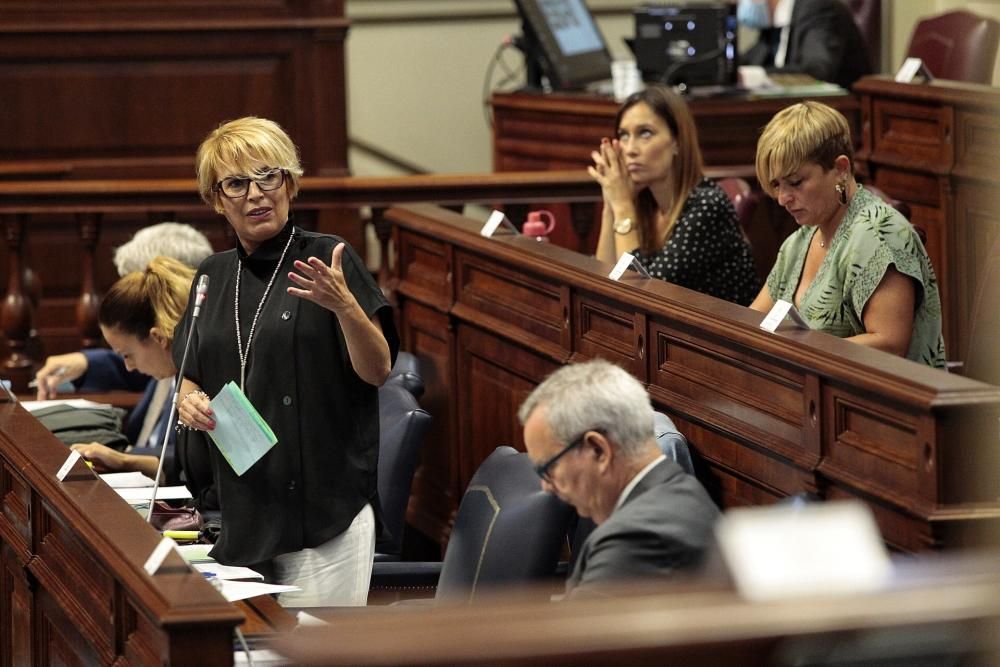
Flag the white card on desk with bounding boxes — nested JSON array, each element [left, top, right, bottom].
[[715, 500, 892, 602], [760, 299, 809, 332], [56, 450, 83, 481], [143, 536, 176, 575], [480, 210, 519, 238]]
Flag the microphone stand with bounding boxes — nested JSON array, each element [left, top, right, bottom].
[[146, 275, 209, 523]]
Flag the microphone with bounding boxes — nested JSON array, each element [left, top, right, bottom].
[[192, 274, 210, 319], [145, 274, 209, 523]]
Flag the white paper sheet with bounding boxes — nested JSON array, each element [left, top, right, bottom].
[[195, 563, 264, 581], [21, 398, 111, 413], [115, 485, 191, 501], [217, 580, 299, 603], [100, 471, 155, 488]]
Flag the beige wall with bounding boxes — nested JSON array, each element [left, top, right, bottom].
[[346, 0, 1000, 177]]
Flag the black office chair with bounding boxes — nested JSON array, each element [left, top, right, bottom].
[[371, 446, 573, 603], [385, 350, 425, 400], [375, 382, 431, 562]]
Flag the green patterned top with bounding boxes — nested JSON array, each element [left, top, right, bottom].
[[766, 186, 946, 367]]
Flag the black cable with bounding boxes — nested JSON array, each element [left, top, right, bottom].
[[482, 38, 523, 130], [659, 46, 726, 89]]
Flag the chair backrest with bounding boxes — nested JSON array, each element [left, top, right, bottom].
[[963, 235, 1000, 387], [436, 446, 572, 603], [906, 10, 1000, 84], [385, 350, 425, 399], [839, 0, 881, 72], [375, 382, 432, 558], [716, 177, 758, 241]]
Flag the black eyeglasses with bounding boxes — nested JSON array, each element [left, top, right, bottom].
[[213, 168, 287, 199], [534, 429, 600, 481]]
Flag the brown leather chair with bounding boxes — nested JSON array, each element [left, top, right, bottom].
[[905, 10, 1000, 84], [839, 0, 881, 72], [717, 177, 758, 241]]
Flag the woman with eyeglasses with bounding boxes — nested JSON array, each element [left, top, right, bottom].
[[173, 116, 398, 606]]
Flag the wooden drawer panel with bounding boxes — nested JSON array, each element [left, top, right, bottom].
[[826, 483, 934, 553], [454, 249, 570, 357], [954, 109, 1000, 183], [574, 292, 645, 380], [820, 388, 927, 512], [0, 464, 30, 559], [671, 416, 815, 507], [32, 505, 116, 658], [396, 228, 452, 311], [649, 322, 815, 468], [871, 99, 953, 169]]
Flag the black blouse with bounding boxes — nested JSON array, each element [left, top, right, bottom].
[[173, 221, 398, 566], [632, 178, 760, 306]]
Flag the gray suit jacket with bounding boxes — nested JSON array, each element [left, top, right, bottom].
[[742, 0, 872, 89], [566, 459, 719, 598]]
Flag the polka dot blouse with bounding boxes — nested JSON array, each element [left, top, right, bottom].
[[632, 178, 760, 306]]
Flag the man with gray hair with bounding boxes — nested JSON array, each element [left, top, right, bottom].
[[112, 221, 214, 276], [519, 358, 718, 597]]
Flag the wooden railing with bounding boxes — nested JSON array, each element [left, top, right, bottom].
[[0, 171, 607, 391]]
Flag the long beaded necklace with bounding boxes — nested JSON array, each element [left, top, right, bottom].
[[235, 229, 295, 391]]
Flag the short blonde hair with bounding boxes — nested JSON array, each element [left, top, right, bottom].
[[755, 101, 854, 198], [195, 117, 304, 211]]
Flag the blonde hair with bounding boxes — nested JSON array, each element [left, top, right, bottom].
[[195, 116, 304, 212], [755, 101, 854, 198], [615, 86, 704, 254], [99, 256, 196, 343]]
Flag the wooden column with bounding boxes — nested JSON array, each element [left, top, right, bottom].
[[75, 212, 102, 348], [1, 213, 33, 391]]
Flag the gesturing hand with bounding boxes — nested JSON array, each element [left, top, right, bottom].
[[586, 137, 636, 206], [287, 242, 360, 315]]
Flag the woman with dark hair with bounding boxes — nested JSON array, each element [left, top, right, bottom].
[[590, 84, 759, 305]]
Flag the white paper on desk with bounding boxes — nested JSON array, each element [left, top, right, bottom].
[[218, 580, 299, 603], [178, 543, 215, 563], [295, 611, 330, 628], [194, 563, 264, 581], [100, 471, 155, 488], [115, 485, 191, 501], [716, 499, 892, 602], [20, 398, 111, 413], [207, 381, 277, 476], [234, 649, 292, 666]]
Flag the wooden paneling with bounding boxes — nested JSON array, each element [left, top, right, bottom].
[[855, 76, 1000, 370], [390, 202, 1000, 553], [0, 401, 243, 664], [0, 1, 348, 180]]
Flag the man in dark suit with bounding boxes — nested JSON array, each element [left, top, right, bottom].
[[739, 0, 872, 89], [518, 359, 719, 598]]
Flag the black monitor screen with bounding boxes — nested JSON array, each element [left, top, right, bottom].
[[633, 3, 738, 88], [514, 0, 612, 90]]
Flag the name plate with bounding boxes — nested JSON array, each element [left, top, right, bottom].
[[480, 210, 518, 238], [760, 299, 810, 332], [56, 450, 82, 482], [609, 253, 652, 281], [144, 536, 177, 576]]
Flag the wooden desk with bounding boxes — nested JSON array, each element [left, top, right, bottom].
[[0, 398, 243, 665], [854, 76, 1000, 370], [276, 551, 1000, 666], [389, 203, 1000, 554]]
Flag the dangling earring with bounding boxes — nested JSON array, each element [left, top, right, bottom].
[[835, 181, 848, 206]]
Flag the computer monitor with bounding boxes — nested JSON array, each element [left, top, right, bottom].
[[632, 3, 738, 88], [513, 0, 612, 90]]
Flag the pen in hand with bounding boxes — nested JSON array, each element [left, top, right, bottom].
[[28, 365, 69, 390]]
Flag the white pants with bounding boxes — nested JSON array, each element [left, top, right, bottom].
[[273, 503, 375, 607]]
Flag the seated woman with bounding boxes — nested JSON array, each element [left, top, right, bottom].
[[590, 85, 759, 306], [70, 256, 215, 508], [749, 101, 946, 367]]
